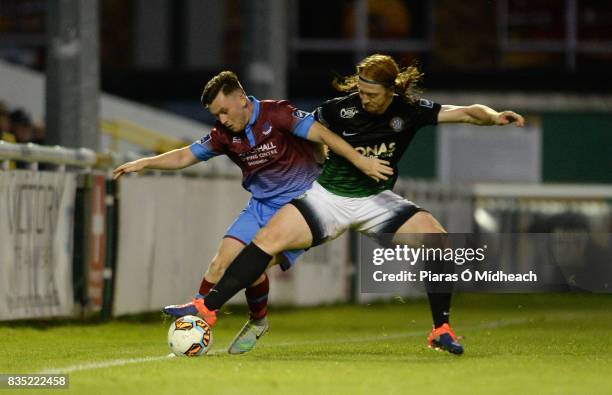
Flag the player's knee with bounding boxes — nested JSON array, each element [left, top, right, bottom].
[[420, 218, 448, 247], [394, 213, 447, 246], [412, 212, 447, 233], [423, 224, 447, 234], [253, 226, 284, 253]]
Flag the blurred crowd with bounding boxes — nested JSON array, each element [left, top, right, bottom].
[[0, 101, 46, 145]]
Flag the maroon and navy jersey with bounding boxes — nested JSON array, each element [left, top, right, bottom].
[[189, 97, 321, 206]]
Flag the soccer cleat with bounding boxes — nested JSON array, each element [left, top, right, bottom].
[[427, 323, 464, 355], [163, 300, 199, 318], [163, 295, 217, 327], [227, 316, 269, 355]]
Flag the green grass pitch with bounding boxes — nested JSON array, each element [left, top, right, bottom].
[[1, 294, 611, 394]]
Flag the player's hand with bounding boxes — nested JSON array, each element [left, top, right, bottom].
[[496, 111, 525, 127], [356, 156, 394, 182], [112, 159, 148, 180]]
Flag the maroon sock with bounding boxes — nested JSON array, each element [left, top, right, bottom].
[[198, 277, 216, 297], [245, 273, 269, 320]]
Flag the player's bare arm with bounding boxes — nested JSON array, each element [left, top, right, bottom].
[[306, 121, 394, 182], [438, 104, 525, 127], [112, 146, 198, 180]]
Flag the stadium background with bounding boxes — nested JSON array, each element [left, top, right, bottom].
[[0, 1, 611, 394]]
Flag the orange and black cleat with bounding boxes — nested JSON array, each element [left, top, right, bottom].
[[163, 295, 217, 327], [427, 323, 464, 355]]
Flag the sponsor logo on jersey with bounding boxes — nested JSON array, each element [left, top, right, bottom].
[[340, 107, 359, 119], [419, 98, 434, 108], [390, 117, 404, 132], [355, 142, 396, 158], [262, 123, 273, 135], [239, 142, 279, 166], [232, 136, 242, 143], [293, 109, 309, 119], [342, 130, 358, 137], [254, 142, 277, 152]]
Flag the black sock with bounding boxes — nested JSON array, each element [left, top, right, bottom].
[[204, 243, 272, 311], [427, 292, 452, 328], [422, 233, 454, 328]]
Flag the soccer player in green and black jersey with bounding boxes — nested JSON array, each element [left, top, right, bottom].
[[314, 90, 437, 197], [192, 54, 525, 355]]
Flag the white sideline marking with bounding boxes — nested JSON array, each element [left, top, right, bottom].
[[42, 356, 171, 374], [40, 317, 530, 374]]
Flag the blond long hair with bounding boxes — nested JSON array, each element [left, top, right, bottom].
[[333, 54, 423, 103]]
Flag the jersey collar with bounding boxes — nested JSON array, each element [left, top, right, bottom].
[[245, 96, 260, 147], [246, 96, 260, 129]]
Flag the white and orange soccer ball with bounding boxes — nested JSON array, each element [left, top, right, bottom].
[[167, 315, 213, 357]]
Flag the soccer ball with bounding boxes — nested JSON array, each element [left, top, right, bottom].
[[167, 315, 213, 357]]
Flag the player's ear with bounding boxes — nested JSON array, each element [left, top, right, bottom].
[[238, 90, 248, 107]]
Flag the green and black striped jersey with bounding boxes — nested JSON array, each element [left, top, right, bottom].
[[314, 92, 441, 197]]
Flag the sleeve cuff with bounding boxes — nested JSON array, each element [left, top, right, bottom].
[[292, 114, 316, 139], [189, 142, 214, 161]]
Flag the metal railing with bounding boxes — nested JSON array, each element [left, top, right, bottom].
[[0, 140, 241, 179], [0, 140, 96, 170]]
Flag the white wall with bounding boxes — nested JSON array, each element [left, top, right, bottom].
[[113, 175, 350, 315]]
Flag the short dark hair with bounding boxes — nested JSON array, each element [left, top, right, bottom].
[[200, 71, 244, 107]]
